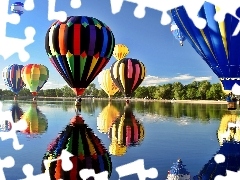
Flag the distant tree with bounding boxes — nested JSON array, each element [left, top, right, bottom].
[[134, 86, 149, 98], [197, 80, 211, 99], [55, 88, 63, 97], [61, 85, 75, 97], [172, 82, 185, 100]]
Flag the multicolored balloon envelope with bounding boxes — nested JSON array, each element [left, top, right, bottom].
[[110, 58, 146, 98], [112, 44, 129, 61], [0, 120, 12, 132], [45, 16, 115, 96], [21, 64, 49, 96], [2, 64, 25, 95], [9, 102, 24, 122], [171, 3, 240, 91], [96, 102, 120, 134], [42, 115, 112, 180], [193, 141, 240, 180], [98, 69, 119, 98], [217, 112, 240, 146], [20, 103, 48, 136], [108, 103, 145, 156], [11, 2, 24, 15]]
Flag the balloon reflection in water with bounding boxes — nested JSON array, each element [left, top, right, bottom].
[[97, 102, 120, 134], [217, 112, 240, 146], [193, 141, 240, 180], [20, 103, 48, 136], [0, 120, 12, 132], [193, 112, 240, 179], [9, 102, 23, 122], [108, 103, 145, 156], [42, 115, 112, 180]]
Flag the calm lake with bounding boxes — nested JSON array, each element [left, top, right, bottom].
[[0, 99, 238, 180]]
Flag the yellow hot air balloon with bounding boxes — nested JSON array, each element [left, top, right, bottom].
[[98, 69, 119, 99], [217, 112, 240, 145], [96, 102, 120, 134], [112, 44, 129, 61]]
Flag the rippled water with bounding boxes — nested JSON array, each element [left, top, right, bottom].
[[0, 99, 237, 180]]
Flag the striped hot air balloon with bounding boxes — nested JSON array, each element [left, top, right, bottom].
[[110, 58, 146, 98], [2, 64, 25, 96], [45, 16, 115, 97], [21, 64, 49, 97]]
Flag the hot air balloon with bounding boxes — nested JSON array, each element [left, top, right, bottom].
[[45, 16, 115, 102], [98, 69, 119, 99], [171, 3, 240, 93], [20, 103, 48, 137], [112, 44, 129, 61], [42, 115, 112, 180], [108, 102, 145, 156], [170, 20, 186, 46], [2, 64, 25, 100], [96, 102, 120, 134], [10, 2, 24, 16], [21, 64, 49, 99], [110, 58, 146, 99]]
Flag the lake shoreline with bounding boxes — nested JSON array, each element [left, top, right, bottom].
[[34, 96, 230, 104]]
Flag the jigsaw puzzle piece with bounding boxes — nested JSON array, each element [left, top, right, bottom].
[[116, 159, 158, 180], [0, 27, 35, 62], [24, 0, 35, 11], [79, 169, 109, 180], [0, 156, 15, 180], [70, 0, 81, 9], [20, 164, 50, 180], [215, 170, 240, 180], [48, 0, 67, 22]]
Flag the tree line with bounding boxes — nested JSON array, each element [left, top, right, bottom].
[[0, 80, 228, 100]]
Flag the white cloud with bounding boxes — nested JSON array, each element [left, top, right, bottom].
[[141, 74, 212, 86], [42, 81, 67, 89]]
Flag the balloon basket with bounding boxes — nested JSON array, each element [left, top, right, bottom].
[[75, 101, 81, 106], [227, 101, 237, 110]]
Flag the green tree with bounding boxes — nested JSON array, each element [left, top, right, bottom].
[[197, 80, 211, 99], [172, 82, 185, 100], [61, 85, 75, 97], [134, 86, 149, 98]]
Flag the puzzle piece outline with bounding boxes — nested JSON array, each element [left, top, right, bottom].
[[0, 102, 27, 150], [109, 0, 240, 36]]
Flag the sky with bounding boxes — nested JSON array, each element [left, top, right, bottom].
[[0, 0, 218, 90]]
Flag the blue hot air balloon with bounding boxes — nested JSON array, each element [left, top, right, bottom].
[[2, 64, 25, 95], [170, 20, 186, 46], [10, 2, 24, 16], [171, 3, 240, 92]]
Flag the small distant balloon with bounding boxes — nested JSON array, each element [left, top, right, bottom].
[[112, 44, 129, 61], [11, 2, 24, 16], [170, 20, 186, 46]]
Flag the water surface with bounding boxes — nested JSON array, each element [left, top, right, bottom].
[[0, 100, 235, 179]]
